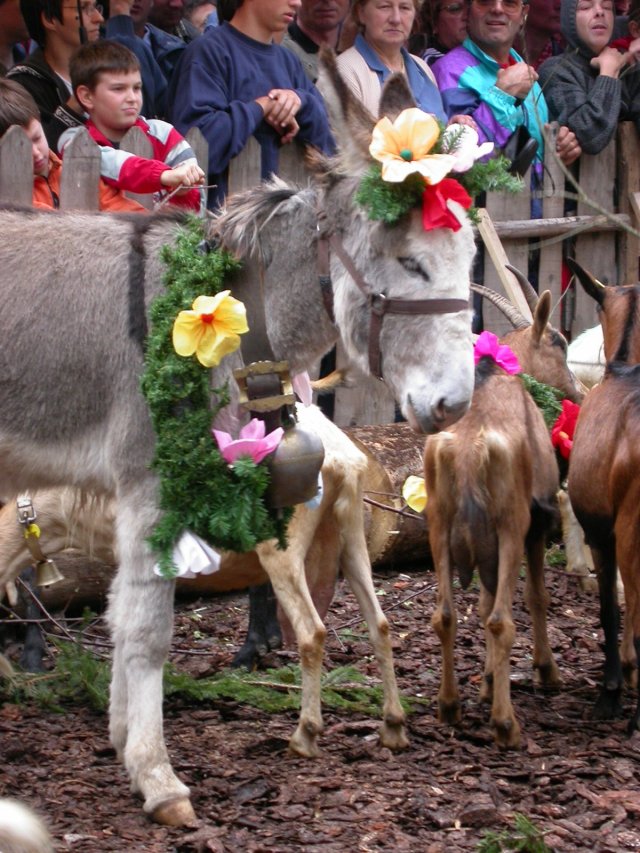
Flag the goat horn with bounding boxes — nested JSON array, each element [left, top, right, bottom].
[[505, 264, 539, 312], [470, 283, 530, 329]]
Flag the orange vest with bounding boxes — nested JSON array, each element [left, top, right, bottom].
[[33, 152, 146, 213]]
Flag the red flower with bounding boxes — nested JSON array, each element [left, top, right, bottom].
[[551, 399, 581, 459], [610, 36, 633, 51], [422, 178, 472, 232]]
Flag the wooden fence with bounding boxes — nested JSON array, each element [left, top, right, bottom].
[[2, 122, 639, 425]]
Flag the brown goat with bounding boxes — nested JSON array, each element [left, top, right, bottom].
[[567, 261, 640, 730], [425, 284, 573, 749]]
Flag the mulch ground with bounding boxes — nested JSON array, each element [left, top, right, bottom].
[[1, 558, 639, 852]]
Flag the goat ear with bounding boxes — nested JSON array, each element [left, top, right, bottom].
[[317, 47, 375, 173], [379, 73, 417, 121], [566, 258, 606, 306], [532, 290, 551, 344]]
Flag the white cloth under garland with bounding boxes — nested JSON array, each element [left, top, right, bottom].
[[153, 530, 221, 579]]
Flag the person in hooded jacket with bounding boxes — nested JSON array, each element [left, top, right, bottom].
[[538, 0, 640, 154]]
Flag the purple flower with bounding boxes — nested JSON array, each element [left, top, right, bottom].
[[474, 331, 521, 375], [213, 418, 284, 465]]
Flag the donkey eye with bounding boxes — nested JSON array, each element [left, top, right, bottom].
[[399, 257, 430, 281]]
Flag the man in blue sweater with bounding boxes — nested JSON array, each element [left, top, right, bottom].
[[168, 0, 334, 207]]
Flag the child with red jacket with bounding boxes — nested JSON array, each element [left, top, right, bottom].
[[60, 40, 204, 212]]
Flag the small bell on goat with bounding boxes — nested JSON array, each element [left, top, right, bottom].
[[265, 419, 325, 509], [35, 558, 64, 588]]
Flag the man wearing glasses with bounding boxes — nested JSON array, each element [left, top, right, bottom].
[[8, 0, 169, 149], [432, 0, 581, 166]]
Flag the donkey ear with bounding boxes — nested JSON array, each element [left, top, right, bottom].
[[317, 47, 375, 173], [379, 73, 417, 121]]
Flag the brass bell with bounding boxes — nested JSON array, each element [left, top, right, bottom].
[[265, 423, 325, 509], [35, 558, 64, 588]]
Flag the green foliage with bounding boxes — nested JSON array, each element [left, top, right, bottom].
[[140, 217, 290, 577], [1, 641, 410, 717], [1, 641, 110, 712], [520, 373, 564, 429], [458, 155, 523, 200], [355, 164, 424, 224], [478, 813, 551, 853]]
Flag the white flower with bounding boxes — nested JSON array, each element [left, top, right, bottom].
[[441, 124, 494, 173]]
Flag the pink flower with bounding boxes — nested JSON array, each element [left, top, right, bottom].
[[474, 331, 521, 375], [551, 399, 581, 460], [212, 418, 284, 465]]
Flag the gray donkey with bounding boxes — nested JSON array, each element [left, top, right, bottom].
[[0, 66, 475, 824]]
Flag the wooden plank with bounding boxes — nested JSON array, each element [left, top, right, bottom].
[[119, 126, 155, 210], [185, 126, 208, 173], [476, 207, 533, 323], [227, 135, 261, 198], [278, 141, 310, 186], [481, 165, 532, 335], [0, 125, 32, 207], [538, 124, 565, 329], [487, 214, 630, 239], [574, 135, 617, 333], [59, 127, 100, 211], [617, 123, 640, 283]]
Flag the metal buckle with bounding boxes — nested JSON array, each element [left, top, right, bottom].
[[370, 293, 388, 315], [233, 360, 296, 413], [16, 496, 37, 527]]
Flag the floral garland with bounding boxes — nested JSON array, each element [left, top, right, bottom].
[[355, 109, 522, 228], [140, 217, 291, 579]]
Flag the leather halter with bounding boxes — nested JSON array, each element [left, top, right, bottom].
[[317, 231, 469, 380]]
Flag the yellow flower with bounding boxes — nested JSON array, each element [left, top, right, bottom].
[[370, 108, 457, 185], [402, 475, 427, 513], [172, 291, 249, 368]]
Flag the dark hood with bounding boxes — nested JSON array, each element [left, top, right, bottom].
[[560, 0, 609, 58]]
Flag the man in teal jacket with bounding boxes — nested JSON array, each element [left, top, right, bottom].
[[433, 0, 581, 168]]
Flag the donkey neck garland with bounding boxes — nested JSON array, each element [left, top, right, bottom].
[[356, 110, 522, 227], [141, 218, 291, 579]]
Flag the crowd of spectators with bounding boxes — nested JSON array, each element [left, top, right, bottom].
[[1, 0, 639, 216]]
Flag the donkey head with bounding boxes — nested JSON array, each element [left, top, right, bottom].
[[314, 51, 475, 433]]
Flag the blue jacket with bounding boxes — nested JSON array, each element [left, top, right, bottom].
[[105, 15, 169, 118], [433, 38, 549, 162], [168, 23, 335, 207]]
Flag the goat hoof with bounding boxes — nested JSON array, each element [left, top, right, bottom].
[[438, 699, 461, 726], [534, 660, 561, 689], [479, 675, 493, 703], [622, 661, 638, 689], [152, 797, 197, 827], [289, 721, 322, 758], [492, 717, 521, 750], [593, 688, 623, 720], [379, 721, 409, 751]]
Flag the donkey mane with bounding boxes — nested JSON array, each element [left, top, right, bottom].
[[213, 178, 317, 262]]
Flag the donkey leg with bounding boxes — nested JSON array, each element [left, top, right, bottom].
[[337, 493, 408, 751], [524, 534, 560, 689], [256, 535, 327, 759], [108, 499, 194, 826]]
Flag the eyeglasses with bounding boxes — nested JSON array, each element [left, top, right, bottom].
[[63, 2, 104, 18], [441, 3, 466, 13], [472, 0, 524, 13]]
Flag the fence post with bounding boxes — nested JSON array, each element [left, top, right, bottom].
[[0, 125, 32, 207], [119, 125, 155, 210], [617, 122, 640, 284], [59, 127, 101, 211], [538, 123, 564, 329]]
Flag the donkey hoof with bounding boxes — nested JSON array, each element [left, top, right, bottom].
[[492, 717, 521, 750], [438, 699, 461, 726], [152, 797, 197, 827]]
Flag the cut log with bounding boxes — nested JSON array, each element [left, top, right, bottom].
[[345, 422, 429, 571]]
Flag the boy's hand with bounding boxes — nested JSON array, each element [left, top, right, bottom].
[[279, 118, 300, 145], [160, 161, 205, 189]]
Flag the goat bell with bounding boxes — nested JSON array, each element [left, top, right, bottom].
[[35, 558, 64, 588], [264, 421, 325, 510]]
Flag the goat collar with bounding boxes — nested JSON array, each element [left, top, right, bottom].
[[317, 230, 468, 380]]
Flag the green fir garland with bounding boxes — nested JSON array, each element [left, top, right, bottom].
[[356, 158, 523, 226], [140, 218, 290, 579], [520, 373, 564, 429]]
